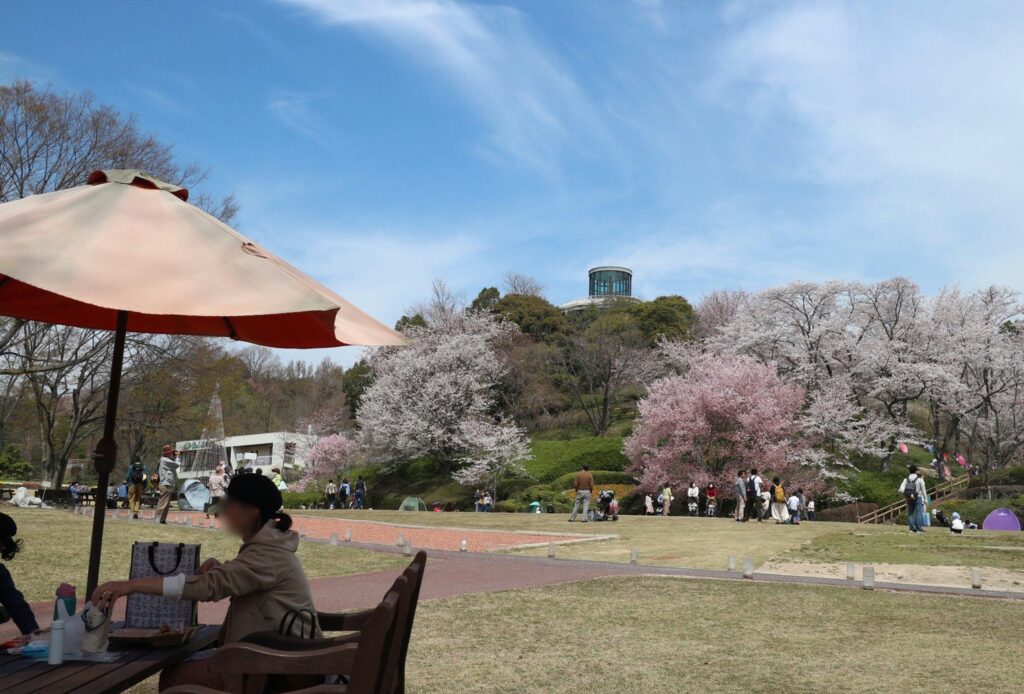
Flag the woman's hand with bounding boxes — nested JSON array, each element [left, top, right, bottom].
[[91, 580, 130, 608], [199, 558, 221, 574]]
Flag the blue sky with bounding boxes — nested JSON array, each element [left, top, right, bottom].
[[5, 1, 1024, 364]]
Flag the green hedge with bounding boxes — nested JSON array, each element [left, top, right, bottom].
[[548, 470, 636, 489], [933, 495, 1024, 523], [526, 437, 629, 483], [281, 491, 324, 509]]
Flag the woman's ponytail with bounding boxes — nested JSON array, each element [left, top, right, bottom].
[[0, 536, 23, 561], [272, 511, 293, 532]]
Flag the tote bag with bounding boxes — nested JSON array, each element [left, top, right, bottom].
[[125, 541, 201, 629]]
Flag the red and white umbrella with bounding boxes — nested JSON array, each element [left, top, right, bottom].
[[0, 170, 403, 593]]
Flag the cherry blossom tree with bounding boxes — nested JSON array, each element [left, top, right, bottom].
[[625, 354, 806, 491], [451, 419, 532, 497], [293, 434, 361, 492], [357, 311, 521, 474]]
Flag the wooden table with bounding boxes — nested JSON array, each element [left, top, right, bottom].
[[0, 625, 219, 694]]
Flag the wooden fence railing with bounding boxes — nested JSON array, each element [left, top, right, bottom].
[[856, 475, 970, 524]]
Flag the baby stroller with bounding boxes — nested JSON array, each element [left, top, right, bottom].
[[706, 497, 717, 517], [591, 490, 619, 521]]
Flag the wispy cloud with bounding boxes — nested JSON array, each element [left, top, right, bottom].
[[275, 0, 603, 175], [267, 90, 336, 144], [701, 0, 1024, 291], [0, 51, 53, 82]]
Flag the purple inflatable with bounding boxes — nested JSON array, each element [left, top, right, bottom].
[[982, 507, 1022, 531]]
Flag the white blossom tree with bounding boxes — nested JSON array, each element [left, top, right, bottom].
[[452, 419, 532, 498], [357, 311, 522, 475]]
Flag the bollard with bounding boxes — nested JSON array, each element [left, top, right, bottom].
[[402, 541, 413, 557], [742, 558, 754, 578], [971, 568, 982, 590], [846, 562, 856, 581], [862, 565, 875, 590], [396, 534, 406, 547], [344, 528, 352, 542], [630, 548, 638, 565], [727, 556, 736, 572], [329, 533, 339, 546], [185, 516, 192, 527], [547, 542, 556, 559], [460, 539, 468, 552]]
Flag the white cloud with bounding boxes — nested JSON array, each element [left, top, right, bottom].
[[275, 0, 603, 174], [703, 0, 1024, 291], [267, 90, 336, 144]]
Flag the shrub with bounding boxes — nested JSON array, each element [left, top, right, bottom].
[[281, 491, 324, 509], [548, 470, 636, 489], [934, 494, 1024, 522], [815, 502, 879, 522], [527, 437, 629, 483]]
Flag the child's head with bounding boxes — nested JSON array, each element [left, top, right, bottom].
[[0, 513, 23, 561]]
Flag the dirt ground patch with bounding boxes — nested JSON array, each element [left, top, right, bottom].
[[164, 510, 601, 552], [761, 559, 1024, 593]]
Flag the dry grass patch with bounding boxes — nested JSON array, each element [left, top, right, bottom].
[[407, 576, 1024, 693], [3, 507, 406, 602]]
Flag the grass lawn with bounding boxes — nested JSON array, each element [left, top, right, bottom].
[[300, 510, 1024, 575], [3, 507, 405, 602], [407, 576, 1024, 693], [780, 525, 1024, 571]]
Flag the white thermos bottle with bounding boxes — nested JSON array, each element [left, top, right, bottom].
[[48, 620, 64, 665]]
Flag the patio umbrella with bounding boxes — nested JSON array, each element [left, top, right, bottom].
[[0, 170, 403, 594]]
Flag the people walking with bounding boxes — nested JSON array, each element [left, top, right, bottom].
[[686, 482, 700, 516], [353, 476, 366, 509], [705, 482, 717, 516], [786, 490, 801, 524], [340, 478, 350, 508], [154, 445, 179, 524], [569, 465, 594, 522], [734, 470, 747, 521], [899, 465, 927, 533], [127, 459, 147, 518], [746, 469, 762, 522], [806, 498, 815, 521], [325, 479, 338, 510], [473, 488, 483, 512], [769, 477, 789, 523], [661, 482, 674, 516], [207, 463, 228, 517], [644, 492, 655, 515]]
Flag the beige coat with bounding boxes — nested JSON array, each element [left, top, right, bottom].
[[182, 521, 319, 644]]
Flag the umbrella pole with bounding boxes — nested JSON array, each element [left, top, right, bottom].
[[86, 310, 128, 598]]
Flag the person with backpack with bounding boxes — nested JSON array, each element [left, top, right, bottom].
[[899, 465, 927, 533], [769, 477, 789, 523], [745, 469, 762, 522], [127, 459, 148, 519]]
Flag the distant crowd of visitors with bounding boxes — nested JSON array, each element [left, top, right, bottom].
[[638, 471, 815, 523], [323, 476, 367, 509]]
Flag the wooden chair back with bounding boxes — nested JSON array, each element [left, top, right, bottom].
[[346, 579, 405, 694], [389, 551, 426, 694]]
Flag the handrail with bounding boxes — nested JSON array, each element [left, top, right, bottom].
[[856, 475, 970, 524]]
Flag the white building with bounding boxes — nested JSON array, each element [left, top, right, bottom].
[[176, 431, 311, 480]]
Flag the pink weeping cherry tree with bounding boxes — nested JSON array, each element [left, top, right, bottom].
[[625, 354, 806, 492], [293, 434, 362, 492]]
